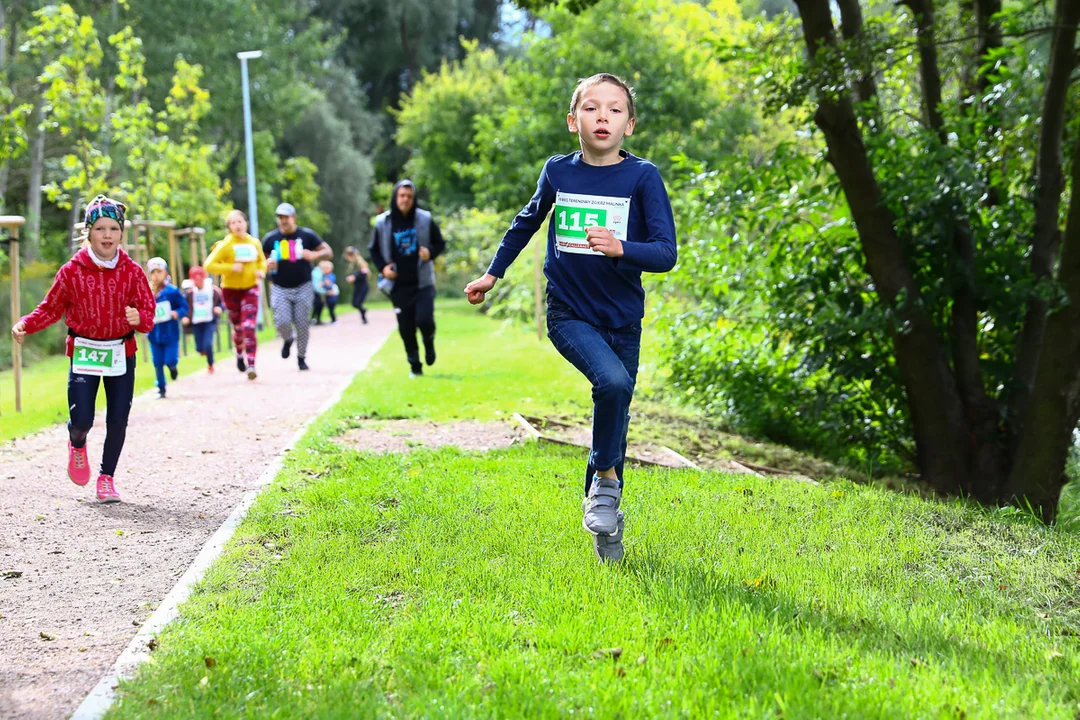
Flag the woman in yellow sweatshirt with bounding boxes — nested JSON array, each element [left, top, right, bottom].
[[204, 209, 267, 379]]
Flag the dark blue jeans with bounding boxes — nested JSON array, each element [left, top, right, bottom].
[[546, 296, 641, 495], [68, 356, 136, 476], [192, 322, 216, 367], [150, 340, 179, 391]]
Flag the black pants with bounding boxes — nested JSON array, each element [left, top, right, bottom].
[[68, 356, 137, 477], [351, 279, 369, 321], [392, 285, 436, 373]]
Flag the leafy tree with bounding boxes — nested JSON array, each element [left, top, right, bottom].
[[283, 97, 375, 252], [25, 4, 111, 209], [697, 0, 1080, 517], [313, 0, 505, 112], [394, 40, 508, 209], [466, 0, 752, 211]]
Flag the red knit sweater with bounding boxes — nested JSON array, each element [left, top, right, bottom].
[[21, 248, 157, 358]]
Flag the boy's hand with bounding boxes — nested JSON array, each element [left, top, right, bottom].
[[382, 265, 398, 280], [464, 273, 497, 305], [214, 307, 223, 316], [419, 247, 431, 261], [181, 317, 191, 326], [346, 274, 356, 284], [266, 258, 278, 271], [586, 227, 623, 257], [232, 262, 244, 274], [255, 270, 266, 280], [11, 320, 26, 344], [125, 307, 141, 326], [170, 311, 179, 320], [301, 249, 318, 262]]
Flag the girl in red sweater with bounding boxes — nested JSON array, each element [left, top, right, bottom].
[[10, 195, 156, 503]]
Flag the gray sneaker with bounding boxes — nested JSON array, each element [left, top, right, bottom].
[[582, 476, 622, 535], [593, 511, 625, 563]]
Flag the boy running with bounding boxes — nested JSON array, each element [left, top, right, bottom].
[[146, 257, 187, 399], [465, 74, 677, 562]]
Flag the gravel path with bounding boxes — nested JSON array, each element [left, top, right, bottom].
[[0, 310, 395, 719]]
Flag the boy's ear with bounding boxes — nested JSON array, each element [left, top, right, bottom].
[[624, 117, 636, 137], [567, 113, 578, 134]]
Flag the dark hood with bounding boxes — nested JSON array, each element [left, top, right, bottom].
[[390, 179, 417, 222]]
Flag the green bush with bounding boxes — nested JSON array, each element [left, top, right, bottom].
[[0, 258, 68, 371]]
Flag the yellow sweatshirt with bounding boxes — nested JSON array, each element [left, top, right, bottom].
[[204, 234, 267, 290]]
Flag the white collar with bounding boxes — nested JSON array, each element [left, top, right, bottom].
[[90, 248, 120, 269]]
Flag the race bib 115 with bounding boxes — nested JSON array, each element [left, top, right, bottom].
[[553, 191, 631, 256]]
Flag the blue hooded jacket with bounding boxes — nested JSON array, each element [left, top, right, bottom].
[[148, 283, 187, 345]]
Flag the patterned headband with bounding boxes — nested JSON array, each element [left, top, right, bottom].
[[84, 194, 127, 231]]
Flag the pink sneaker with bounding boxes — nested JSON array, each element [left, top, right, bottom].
[[96, 474, 120, 503], [68, 442, 91, 486]]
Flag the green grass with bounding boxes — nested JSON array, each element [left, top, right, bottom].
[[108, 303, 1080, 718], [0, 322, 278, 443]]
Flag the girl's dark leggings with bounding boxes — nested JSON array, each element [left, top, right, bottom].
[[67, 356, 136, 477]]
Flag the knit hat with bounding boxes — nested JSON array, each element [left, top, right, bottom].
[[84, 194, 127, 231], [147, 257, 168, 272]]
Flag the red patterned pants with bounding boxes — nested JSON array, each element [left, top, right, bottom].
[[222, 286, 259, 368]]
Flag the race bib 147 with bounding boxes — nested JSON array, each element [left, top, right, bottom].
[[553, 191, 631, 256]]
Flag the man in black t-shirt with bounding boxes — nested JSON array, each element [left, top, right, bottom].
[[370, 180, 446, 376], [262, 202, 332, 371]]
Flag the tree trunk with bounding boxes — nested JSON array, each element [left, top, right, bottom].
[[1008, 138, 1080, 521], [1006, 2, 1080, 521], [1008, 0, 1079, 450], [793, 0, 973, 494], [25, 97, 46, 262]]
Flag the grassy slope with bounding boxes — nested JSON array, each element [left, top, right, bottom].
[[108, 303, 1080, 718]]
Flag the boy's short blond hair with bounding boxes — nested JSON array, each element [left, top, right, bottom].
[[569, 73, 637, 120]]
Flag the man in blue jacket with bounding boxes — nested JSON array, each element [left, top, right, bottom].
[[146, 257, 188, 399]]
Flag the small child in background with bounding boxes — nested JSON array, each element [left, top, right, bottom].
[[320, 260, 339, 324], [146, 257, 187, 398], [344, 246, 370, 324], [181, 265, 224, 373], [311, 261, 326, 325]]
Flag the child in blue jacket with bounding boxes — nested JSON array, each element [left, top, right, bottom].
[[146, 257, 187, 398]]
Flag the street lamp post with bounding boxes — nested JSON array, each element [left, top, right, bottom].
[[237, 50, 263, 237]]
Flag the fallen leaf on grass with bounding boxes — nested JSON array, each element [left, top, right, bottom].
[[592, 647, 622, 660], [147, 638, 158, 651], [204, 657, 217, 668], [615, 667, 626, 677]]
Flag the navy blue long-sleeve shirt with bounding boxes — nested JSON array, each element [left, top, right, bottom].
[[488, 151, 677, 328]]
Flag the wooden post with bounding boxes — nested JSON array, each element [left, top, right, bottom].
[[1, 216, 27, 414], [137, 224, 150, 362], [534, 236, 543, 341]]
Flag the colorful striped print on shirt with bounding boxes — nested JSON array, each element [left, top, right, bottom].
[[275, 239, 304, 262]]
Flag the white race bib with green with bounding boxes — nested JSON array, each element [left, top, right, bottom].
[[154, 300, 172, 325], [192, 288, 214, 324], [72, 337, 127, 377], [233, 244, 258, 263], [553, 191, 631, 256]]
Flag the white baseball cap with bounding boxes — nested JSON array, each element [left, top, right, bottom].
[[274, 202, 297, 217], [147, 257, 167, 272]]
